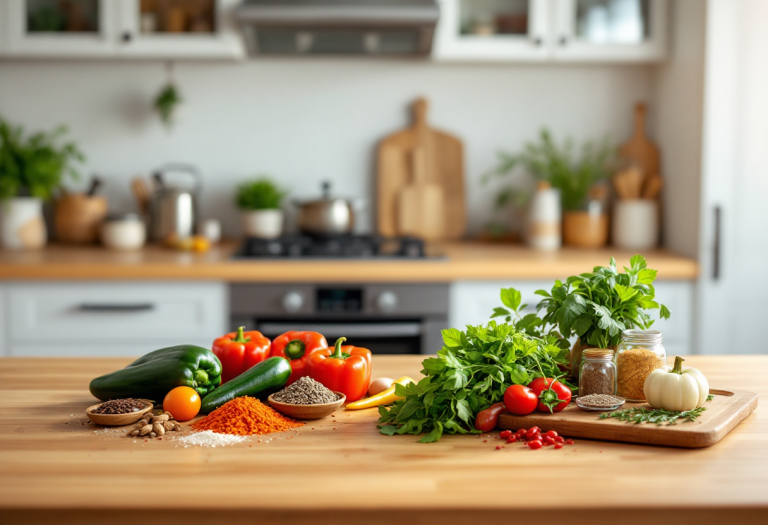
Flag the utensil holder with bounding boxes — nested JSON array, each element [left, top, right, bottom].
[[54, 194, 108, 244], [563, 211, 609, 248], [612, 200, 658, 250]]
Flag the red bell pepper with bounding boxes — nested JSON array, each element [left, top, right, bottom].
[[306, 337, 372, 402], [270, 331, 328, 385], [212, 326, 271, 384]]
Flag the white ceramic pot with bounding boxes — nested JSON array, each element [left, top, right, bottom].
[[100, 214, 146, 251], [242, 209, 283, 239], [612, 199, 659, 250], [0, 197, 47, 250], [527, 185, 561, 251]]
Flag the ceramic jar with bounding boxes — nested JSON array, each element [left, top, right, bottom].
[[0, 197, 47, 250], [242, 209, 283, 239]]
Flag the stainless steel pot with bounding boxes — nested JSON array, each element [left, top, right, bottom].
[[148, 164, 201, 242], [295, 182, 355, 236]]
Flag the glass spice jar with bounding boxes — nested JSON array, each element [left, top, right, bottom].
[[578, 349, 617, 397], [615, 329, 666, 402]]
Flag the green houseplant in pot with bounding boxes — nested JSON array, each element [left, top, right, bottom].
[[236, 177, 287, 239], [486, 129, 614, 248], [0, 117, 84, 249], [493, 254, 670, 381]]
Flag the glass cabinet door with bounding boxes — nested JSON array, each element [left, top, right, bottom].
[[4, 0, 117, 56], [433, 0, 551, 61], [116, 0, 242, 58], [553, 0, 666, 61]]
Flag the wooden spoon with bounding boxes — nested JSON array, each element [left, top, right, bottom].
[[643, 174, 663, 200]]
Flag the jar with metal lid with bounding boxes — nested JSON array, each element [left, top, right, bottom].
[[615, 329, 666, 402], [578, 349, 617, 397]]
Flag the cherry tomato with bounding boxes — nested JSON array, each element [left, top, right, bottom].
[[525, 427, 541, 441], [545, 430, 559, 439], [527, 439, 543, 450], [474, 402, 508, 432], [528, 377, 573, 413], [503, 384, 538, 416], [162, 386, 201, 422]]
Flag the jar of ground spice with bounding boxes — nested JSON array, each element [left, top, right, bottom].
[[615, 329, 666, 402], [579, 348, 616, 397]]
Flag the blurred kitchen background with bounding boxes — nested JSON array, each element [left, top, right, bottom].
[[0, 0, 765, 357]]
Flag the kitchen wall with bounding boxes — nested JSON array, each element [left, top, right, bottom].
[[0, 59, 654, 236]]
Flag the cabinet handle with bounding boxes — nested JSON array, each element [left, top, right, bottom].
[[122, 31, 132, 43], [79, 303, 155, 312], [712, 206, 722, 281], [559, 36, 568, 46]]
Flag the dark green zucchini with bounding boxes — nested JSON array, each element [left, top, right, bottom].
[[200, 356, 291, 413]]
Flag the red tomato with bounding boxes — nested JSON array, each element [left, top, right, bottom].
[[503, 384, 538, 416], [528, 377, 573, 413], [162, 386, 201, 422], [474, 402, 509, 432]]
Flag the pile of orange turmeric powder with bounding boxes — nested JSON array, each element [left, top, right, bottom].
[[192, 396, 303, 436]]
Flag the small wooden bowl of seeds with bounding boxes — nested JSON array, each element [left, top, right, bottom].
[[268, 376, 346, 419], [86, 398, 153, 426], [268, 392, 346, 420]]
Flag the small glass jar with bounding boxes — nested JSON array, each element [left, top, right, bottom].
[[615, 329, 666, 402], [579, 349, 617, 397]]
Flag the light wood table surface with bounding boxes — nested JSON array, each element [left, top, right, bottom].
[[3, 355, 764, 525], [0, 242, 698, 281]]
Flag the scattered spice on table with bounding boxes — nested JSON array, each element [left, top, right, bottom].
[[616, 347, 664, 400], [92, 398, 147, 414], [192, 396, 303, 436], [271, 376, 339, 405], [577, 394, 625, 408], [177, 430, 248, 448]]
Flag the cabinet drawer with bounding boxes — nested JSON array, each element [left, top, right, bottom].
[[7, 282, 226, 343]]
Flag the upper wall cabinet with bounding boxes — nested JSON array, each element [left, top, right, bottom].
[[434, 0, 666, 62], [1, 0, 244, 59]]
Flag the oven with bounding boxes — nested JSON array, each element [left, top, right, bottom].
[[229, 283, 449, 355]]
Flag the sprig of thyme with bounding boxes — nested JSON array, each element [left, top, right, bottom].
[[600, 398, 712, 426]]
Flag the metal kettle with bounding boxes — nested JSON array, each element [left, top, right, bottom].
[[148, 164, 201, 242], [294, 181, 355, 236]]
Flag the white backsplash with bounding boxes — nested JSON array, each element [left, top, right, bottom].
[[0, 59, 653, 237]]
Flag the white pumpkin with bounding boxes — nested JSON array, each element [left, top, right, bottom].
[[643, 356, 709, 412]]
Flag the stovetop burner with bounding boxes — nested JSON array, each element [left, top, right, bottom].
[[235, 235, 428, 259]]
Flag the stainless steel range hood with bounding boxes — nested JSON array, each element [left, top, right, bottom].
[[235, 0, 439, 56]]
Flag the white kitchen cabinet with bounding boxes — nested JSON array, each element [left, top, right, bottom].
[[552, 0, 666, 62], [5, 281, 226, 357], [434, 0, 666, 63], [450, 280, 692, 353], [433, 0, 552, 62], [0, 0, 243, 59], [0, 284, 6, 356]]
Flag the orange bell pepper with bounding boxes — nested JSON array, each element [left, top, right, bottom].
[[306, 337, 372, 402], [270, 330, 328, 385], [212, 327, 271, 384]]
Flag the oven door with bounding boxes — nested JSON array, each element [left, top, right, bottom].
[[256, 321, 423, 355]]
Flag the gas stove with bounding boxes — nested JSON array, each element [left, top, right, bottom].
[[235, 235, 429, 259]]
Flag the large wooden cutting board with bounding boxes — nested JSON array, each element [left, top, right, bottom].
[[377, 98, 466, 240], [499, 388, 757, 448]]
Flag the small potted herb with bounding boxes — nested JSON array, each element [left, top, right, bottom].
[[485, 129, 614, 248], [0, 117, 84, 249], [236, 177, 287, 239]]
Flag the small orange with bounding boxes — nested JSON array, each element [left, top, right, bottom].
[[163, 386, 201, 422]]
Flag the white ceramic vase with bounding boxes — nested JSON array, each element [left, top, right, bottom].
[[0, 197, 47, 250], [242, 209, 283, 239], [612, 199, 659, 250]]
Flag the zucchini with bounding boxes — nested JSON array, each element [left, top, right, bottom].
[[200, 356, 291, 413]]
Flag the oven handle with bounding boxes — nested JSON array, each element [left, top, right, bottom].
[[256, 322, 422, 338]]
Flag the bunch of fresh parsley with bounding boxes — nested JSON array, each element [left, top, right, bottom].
[[378, 321, 570, 442]]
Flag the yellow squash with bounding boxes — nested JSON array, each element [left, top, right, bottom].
[[345, 376, 414, 410]]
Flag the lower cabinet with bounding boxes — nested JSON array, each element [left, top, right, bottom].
[[3, 281, 227, 357], [0, 284, 6, 356], [450, 280, 693, 355]]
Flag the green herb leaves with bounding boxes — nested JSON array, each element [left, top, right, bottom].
[[599, 405, 707, 425], [378, 321, 570, 442]]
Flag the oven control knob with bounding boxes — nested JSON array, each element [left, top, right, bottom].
[[377, 291, 398, 312], [282, 291, 304, 313]]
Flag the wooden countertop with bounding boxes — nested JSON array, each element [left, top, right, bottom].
[[1, 355, 765, 525], [0, 242, 699, 281]]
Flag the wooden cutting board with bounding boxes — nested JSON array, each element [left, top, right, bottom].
[[397, 148, 445, 239], [378, 98, 466, 240], [619, 102, 661, 177], [499, 388, 757, 448]]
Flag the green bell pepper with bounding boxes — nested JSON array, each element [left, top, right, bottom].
[[89, 345, 222, 401]]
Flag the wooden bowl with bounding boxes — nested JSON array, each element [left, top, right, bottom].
[[267, 392, 345, 420], [85, 399, 153, 427]]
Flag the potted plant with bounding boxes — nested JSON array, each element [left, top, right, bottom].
[[485, 129, 614, 248], [0, 117, 84, 249], [236, 177, 287, 239]]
